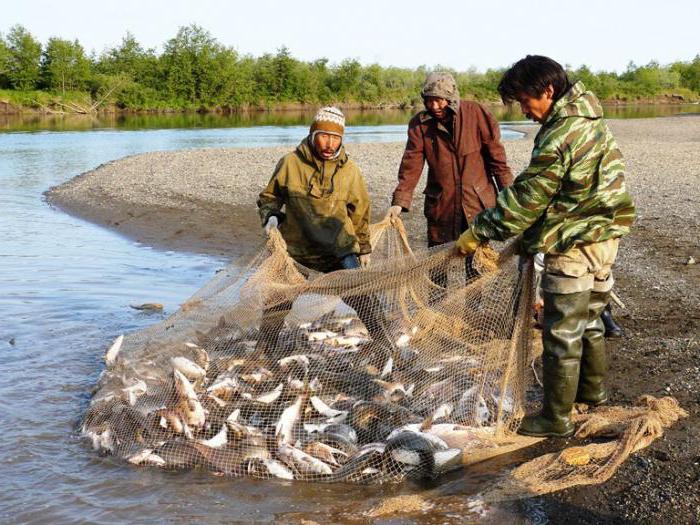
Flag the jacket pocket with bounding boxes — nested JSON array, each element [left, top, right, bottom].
[[423, 190, 442, 219], [473, 181, 496, 210]]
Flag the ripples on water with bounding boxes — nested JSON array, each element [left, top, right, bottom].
[[0, 124, 542, 524]]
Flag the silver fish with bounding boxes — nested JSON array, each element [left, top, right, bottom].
[[310, 396, 345, 418], [156, 408, 185, 434], [304, 441, 348, 467], [198, 425, 227, 449], [275, 395, 304, 445], [278, 354, 310, 370], [277, 443, 333, 476], [380, 356, 393, 379], [122, 379, 147, 406], [127, 448, 166, 467], [308, 330, 337, 342], [173, 369, 206, 428], [252, 383, 284, 404], [246, 458, 295, 480], [207, 377, 240, 399], [104, 335, 124, 367], [476, 394, 490, 425], [171, 356, 206, 381], [373, 379, 415, 402], [240, 368, 275, 383]]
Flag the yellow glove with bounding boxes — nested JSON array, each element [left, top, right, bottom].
[[455, 228, 481, 256]]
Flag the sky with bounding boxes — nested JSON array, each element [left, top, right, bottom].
[[5, 0, 699, 72]]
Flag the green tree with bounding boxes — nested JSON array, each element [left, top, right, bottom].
[[161, 24, 228, 106], [97, 32, 160, 85], [227, 54, 257, 106], [675, 55, 700, 92], [271, 46, 297, 100], [329, 59, 361, 100], [6, 25, 42, 90], [0, 33, 11, 88], [41, 37, 91, 93], [307, 58, 332, 103]]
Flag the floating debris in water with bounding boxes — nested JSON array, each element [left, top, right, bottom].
[[130, 303, 164, 311]]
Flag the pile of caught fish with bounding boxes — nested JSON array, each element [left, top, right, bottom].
[[82, 311, 514, 483]]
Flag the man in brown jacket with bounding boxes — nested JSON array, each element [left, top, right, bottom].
[[387, 72, 513, 248]]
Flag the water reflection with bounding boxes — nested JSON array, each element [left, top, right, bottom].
[[1, 103, 697, 133]]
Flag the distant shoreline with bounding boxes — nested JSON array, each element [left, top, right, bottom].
[[3, 97, 698, 117]]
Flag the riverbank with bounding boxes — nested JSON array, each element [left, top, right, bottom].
[[47, 116, 700, 522], [3, 93, 698, 116]]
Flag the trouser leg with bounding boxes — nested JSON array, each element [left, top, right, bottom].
[[518, 290, 590, 438], [339, 254, 393, 350], [577, 290, 610, 405], [256, 299, 293, 354]]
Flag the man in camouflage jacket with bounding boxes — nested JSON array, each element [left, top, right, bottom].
[[456, 56, 636, 437]]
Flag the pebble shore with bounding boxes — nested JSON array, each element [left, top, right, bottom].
[[47, 116, 699, 259]]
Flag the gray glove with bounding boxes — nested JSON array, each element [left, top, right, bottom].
[[386, 205, 402, 219], [264, 216, 278, 235]]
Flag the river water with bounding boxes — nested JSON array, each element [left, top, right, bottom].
[[0, 119, 554, 524]]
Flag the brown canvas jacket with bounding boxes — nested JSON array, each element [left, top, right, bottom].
[[391, 100, 513, 244]]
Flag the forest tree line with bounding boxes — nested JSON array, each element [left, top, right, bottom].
[[1, 24, 699, 111]]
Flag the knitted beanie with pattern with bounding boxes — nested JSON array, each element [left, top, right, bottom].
[[309, 106, 345, 136]]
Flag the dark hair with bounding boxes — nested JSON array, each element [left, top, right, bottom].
[[497, 55, 571, 104]]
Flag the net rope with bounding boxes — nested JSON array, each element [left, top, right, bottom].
[[82, 218, 686, 494]]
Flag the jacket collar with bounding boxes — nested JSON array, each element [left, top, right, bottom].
[[543, 81, 604, 127]]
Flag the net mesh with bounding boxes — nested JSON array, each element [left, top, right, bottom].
[[82, 218, 686, 494]]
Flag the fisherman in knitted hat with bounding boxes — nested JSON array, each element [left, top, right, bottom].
[[309, 106, 346, 159], [257, 107, 392, 353], [259, 106, 368, 269]]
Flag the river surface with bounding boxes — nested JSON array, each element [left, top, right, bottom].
[[0, 120, 555, 524]]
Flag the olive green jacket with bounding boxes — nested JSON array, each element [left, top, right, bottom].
[[471, 82, 636, 254], [257, 138, 371, 271]]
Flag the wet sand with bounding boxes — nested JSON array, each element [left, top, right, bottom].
[[47, 116, 700, 522]]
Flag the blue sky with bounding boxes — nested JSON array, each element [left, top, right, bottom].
[[6, 0, 699, 72]]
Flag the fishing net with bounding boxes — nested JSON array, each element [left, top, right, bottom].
[[81, 218, 686, 494]]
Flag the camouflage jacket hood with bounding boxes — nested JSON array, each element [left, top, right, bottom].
[[546, 81, 604, 123], [471, 81, 636, 254], [257, 138, 371, 271]]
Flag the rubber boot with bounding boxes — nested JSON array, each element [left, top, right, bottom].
[[518, 291, 590, 438], [601, 303, 624, 338], [576, 291, 610, 406]]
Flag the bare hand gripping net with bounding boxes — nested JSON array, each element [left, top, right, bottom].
[[82, 219, 686, 496]]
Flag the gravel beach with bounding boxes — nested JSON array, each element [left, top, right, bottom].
[[47, 116, 700, 522]]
